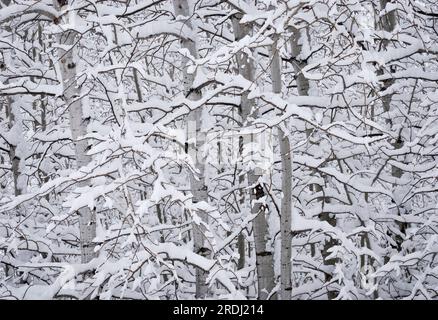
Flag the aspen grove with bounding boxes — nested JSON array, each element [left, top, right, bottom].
[[0, 0, 438, 300]]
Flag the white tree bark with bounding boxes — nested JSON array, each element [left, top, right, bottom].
[[379, 0, 402, 179], [54, 1, 96, 264], [271, 37, 292, 300], [232, 16, 275, 300], [290, 27, 310, 97], [172, 0, 210, 298], [2, 0, 26, 197], [5, 97, 26, 197], [378, 0, 408, 258], [290, 26, 338, 298]]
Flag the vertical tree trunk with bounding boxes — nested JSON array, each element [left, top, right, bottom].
[[2, 0, 25, 197], [271, 37, 292, 300], [5, 98, 25, 196], [172, 0, 210, 298], [54, 1, 96, 264], [378, 0, 407, 257], [290, 26, 337, 299], [379, 0, 400, 176], [232, 16, 275, 300]]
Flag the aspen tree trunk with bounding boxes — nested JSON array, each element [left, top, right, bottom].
[[2, 0, 25, 197], [172, 0, 209, 298], [379, 0, 401, 177], [232, 16, 275, 300], [1, 1, 26, 280], [5, 98, 25, 196], [290, 28, 309, 97], [54, 1, 96, 263], [271, 38, 292, 300], [379, 0, 397, 139], [34, 22, 50, 193], [290, 27, 337, 299], [378, 0, 407, 256], [379, 0, 401, 179]]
